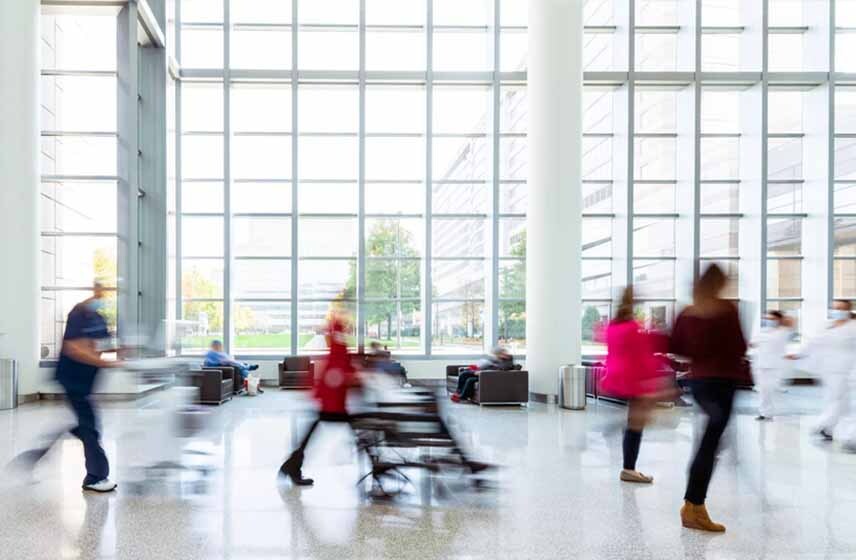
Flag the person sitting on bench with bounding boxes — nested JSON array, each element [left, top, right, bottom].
[[204, 340, 263, 393], [450, 345, 516, 403]]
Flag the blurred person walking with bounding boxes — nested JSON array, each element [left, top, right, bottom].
[[601, 286, 671, 484], [752, 310, 794, 421], [10, 283, 123, 492], [795, 300, 856, 441], [670, 264, 747, 532]]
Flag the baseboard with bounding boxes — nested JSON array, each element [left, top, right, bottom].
[[38, 382, 169, 402], [410, 379, 445, 388], [529, 392, 557, 404], [18, 393, 40, 405]]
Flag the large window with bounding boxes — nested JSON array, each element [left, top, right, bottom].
[[176, 0, 527, 356], [40, 13, 118, 358]]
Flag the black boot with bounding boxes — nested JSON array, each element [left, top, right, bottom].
[[279, 452, 314, 486]]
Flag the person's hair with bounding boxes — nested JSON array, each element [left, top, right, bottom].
[[767, 310, 784, 321], [693, 263, 728, 306], [834, 299, 853, 311], [210, 339, 222, 347], [614, 286, 635, 322]]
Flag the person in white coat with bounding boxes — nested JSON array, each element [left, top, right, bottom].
[[797, 300, 856, 441], [752, 310, 793, 421]]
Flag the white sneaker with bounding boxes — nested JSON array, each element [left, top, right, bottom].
[[83, 479, 117, 493]]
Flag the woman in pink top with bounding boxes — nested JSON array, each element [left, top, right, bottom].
[[601, 286, 665, 484]]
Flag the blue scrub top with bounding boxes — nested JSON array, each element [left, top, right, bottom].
[[56, 302, 110, 384]]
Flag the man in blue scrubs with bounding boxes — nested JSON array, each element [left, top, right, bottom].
[[53, 282, 122, 492]]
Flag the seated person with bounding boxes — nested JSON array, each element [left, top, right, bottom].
[[204, 340, 263, 393], [451, 346, 516, 403], [365, 341, 410, 387]]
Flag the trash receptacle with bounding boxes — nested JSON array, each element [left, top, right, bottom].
[[0, 359, 18, 411], [558, 364, 586, 410]]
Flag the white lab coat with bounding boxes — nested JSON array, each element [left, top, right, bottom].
[[753, 326, 792, 417], [801, 321, 856, 433]]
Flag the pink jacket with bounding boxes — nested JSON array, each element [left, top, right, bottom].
[[601, 320, 662, 398]]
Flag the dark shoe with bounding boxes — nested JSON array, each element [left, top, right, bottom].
[[249, 364, 259, 371], [818, 429, 834, 441], [279, 455, 314, 486], [755, 415, 770, 421], [468, 461, 491, 474], [257, 387, 265, 394]]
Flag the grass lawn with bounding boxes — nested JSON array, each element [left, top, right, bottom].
[[181, 333, 422, 350]]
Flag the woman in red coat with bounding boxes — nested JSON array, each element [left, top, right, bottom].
[[280, 313, 359, 486], [601, 286, 666, 484]]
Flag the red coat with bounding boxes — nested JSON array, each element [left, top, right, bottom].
[[312, 318, 358, 414]]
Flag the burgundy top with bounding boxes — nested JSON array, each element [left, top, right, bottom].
[[670, 303, 747, 381]]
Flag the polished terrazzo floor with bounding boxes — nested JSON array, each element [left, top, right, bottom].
[[0, 385, 854, 559]]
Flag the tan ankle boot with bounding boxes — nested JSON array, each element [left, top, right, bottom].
[[681, 501, 726, 532]]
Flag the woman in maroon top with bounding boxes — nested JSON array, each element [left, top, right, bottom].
[[670, 264, 747, 533]]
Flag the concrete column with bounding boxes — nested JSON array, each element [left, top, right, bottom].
[[526, 0, 583, 399], [0, 0, 40, 396]]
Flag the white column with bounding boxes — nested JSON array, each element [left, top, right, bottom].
[[0, 0, 40, 396], [526, 0, 583, 399]]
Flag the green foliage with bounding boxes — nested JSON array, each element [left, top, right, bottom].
[[182, 266, 223, 331], [581, 305, 603, 342], [498, 231, 526, 341]]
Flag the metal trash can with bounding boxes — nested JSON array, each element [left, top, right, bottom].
[[0, 359, 18, 411], [558, 364, 586, 410]]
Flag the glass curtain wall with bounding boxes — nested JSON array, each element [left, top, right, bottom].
[[177, 0, 528, 356]]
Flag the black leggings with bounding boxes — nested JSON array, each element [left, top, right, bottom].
[[685, 380, 737, 505]]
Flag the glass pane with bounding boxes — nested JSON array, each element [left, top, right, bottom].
[[499, 218, 526, 258], [182, 0, 223, 23], [835, 138, 856, 181], [835, 182, 856, 213], [635, 0, 679, 25], [768, 182, 803, 214], [365, 259, 421, 299], [299, 0, 358, 24], [635, 89, 677, 133], [298, 300, 357, 351], [232, 84, 292, 133], [42, 15, 117, 71], [432, 260, 486, 299], [232, 0, 292, 23], [699, 218, 739, 257], [700, 182, 739, 214], [181, 181, 224, 213], [635, 33, 678, 72], [701, 90, 740, 133], [767, 259, 802, 298], [367, 0, 425, 25], [40, 75, 116, 132], [366, 30, 426, 71], [365, 218, 424, 257], [365, 86, 425, 133], [231, 29, 292, 70], [581, 302, 610, 353], [181, 27, 224, 69], [633, 218, 676, 257], [837, 33, 856, 73], [634, 182, 676, 213], [233, 302, 291, 355], [499, 259, 526, 299], [234, 217, 292, 257], [433, 86, 491, 134], [432, 183, 489, 214], [834, 259, 856, 299], [298, 218, 358, 257], [584, 32, 618, 71], [181, 301, 225, 354], [298, 30, 359, 70], [582, 182, 612, 213], [501, 182, 528, 214], [634, 137, 676, 180], [432, 218, 487, 257], [366, 137, 424, 181], [234, 260, 291, 299], [182, 83, 223, 132], [433, 31, 491, 71], [434, 0, 491, 25], [500, 86, 528, 134], [232, 183, 291, 214], [299, 137, 358, 180], [498, 301, 526, 353], [768, 138, 803, 181], [182, 259, 224, 298], [700, 137, 740, 180], [41, 236, 117, 288], [298, 260, 354, 298], [40, 181, 117, 234], [299, 182, 357, 214], [433, 137, 491, 181], [432, 302, 485, 355], [634, 301, 675, 331], [768, 34, 804, 73], [834, 218, 856, 257], [232, 136, 292, 179], [299, 86, 358, 133], [181, 135, 224, 179], [768, 90, 804, 133], [366, 183, 424, 214], [41, 136, 117, 176], [835, 88, 856, 135], [41, 289, 117, 359], [500, 137, 528, 181], [583, 136, 613, 181], [182, 216, 224, 257], [363, 302, 422, 353], [582, 259, 612, 299], [582, 218, 612, 257], [501, 29, 528, 72], [767, 217, 802, 256], [702, 34, 741, 72], [633, 260, 675, 299]]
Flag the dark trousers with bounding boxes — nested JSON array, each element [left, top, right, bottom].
[[287, 412, 353, 468], [57, 369, 110, 486], [456, 371, 478, 399], [685, 380, 737, 505]]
